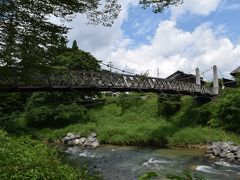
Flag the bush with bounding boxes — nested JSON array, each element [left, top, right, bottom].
[[158, 95, 181, 118], [26, 103, 87, 128], [173, 96, 213, 127], [0, 130, 80, 179], [115, 93, 145, 113], [216, 88, 240, 132]]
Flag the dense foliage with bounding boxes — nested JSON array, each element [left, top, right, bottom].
[[53, 40, 101, 71], [158, 95, 181, 118], [216, 88, 240, 132], [140, 0, 183, 13], [34, 93, 240, 146], [0, 0, 120, 69], [0, 130, 80, 179], [1, 89, 240, 179], [25, 92, 88, 128]]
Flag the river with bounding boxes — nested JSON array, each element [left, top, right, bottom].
[[64, 145, 240, 180]]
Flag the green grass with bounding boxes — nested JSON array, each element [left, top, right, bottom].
[[169, 127, 240, 146], [33, 94, 240, 147]]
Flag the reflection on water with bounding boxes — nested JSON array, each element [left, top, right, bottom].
[[65, 145, 240, 180]]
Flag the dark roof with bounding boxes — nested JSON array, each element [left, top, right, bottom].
[[166, 71, 203, 80], [166, 71, 194, 80], [222, 78, 237, 88], [230, 66, 240, 76]]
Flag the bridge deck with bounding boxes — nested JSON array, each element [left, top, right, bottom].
[[0, 70, 215, 96]]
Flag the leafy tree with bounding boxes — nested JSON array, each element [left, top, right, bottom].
[[72, 40, 79, 51], [0, 0, 182, 69], [25, 92, 88, 128], [216, 88, 240, 132], [140, 0, 183, 13], [54, 40, 101, 71], [0, 0, 121, 69]]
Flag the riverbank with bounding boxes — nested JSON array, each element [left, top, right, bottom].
[[1, 92, 240, 179], [31, 94, 240, 147]]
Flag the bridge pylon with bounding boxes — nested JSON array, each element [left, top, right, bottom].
[[213, 65, 219, 95]]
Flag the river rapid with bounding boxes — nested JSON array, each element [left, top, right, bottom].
[[64, 145, 240, 180]]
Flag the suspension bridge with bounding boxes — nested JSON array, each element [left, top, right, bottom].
[[0, 65, 220, 97]]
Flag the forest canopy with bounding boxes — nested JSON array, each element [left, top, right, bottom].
[[0, 0, 182, 69]]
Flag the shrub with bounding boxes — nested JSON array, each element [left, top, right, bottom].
[[116, 93, 145, 113], [26, 103, 87, 128], [158, 95, 181, 118], [216, 88, 240, 132], [173, 96, 213, 127], [0, 130, 80, 179]]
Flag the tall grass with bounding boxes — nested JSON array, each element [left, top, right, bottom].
[[36, 94, 240, 146]]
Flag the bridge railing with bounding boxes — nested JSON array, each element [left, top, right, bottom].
[[0, 69, 214, 96]]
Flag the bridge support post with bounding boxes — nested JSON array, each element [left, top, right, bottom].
[[196, 68, 201, 85], [213, 65, 219, 95]]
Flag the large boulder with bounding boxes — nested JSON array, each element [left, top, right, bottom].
[[207, 141, 240, 162], [62, 133, 81, 144], [61, 132, 100, 149]]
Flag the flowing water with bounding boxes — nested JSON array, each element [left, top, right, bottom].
[[64, 145, 240, 180]]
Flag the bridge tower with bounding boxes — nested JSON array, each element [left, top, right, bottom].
[[196, 68, 201, 85], [213, 65, 219, 95]]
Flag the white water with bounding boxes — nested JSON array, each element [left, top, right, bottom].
[[64, 146, 240, 180]]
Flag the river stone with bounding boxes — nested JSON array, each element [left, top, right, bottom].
[[206, 150, 212, 154], [209, 155, 216, 160], [226, 141, 234, 146], [205, 154, 211, 157], [236, 150, 240, 159], [212, 146, 221, 156], [62, 136, 71, 143], [83, 138, 100, 149], [74, 139, 80, 145], [74, 135, 81, 139], [91, 140, 100, 149], [87, 137, 96, 142], [212, 142, 221, 147], [220, 152, 227, 158], [220, 142, 229, 150], [89, 133, 97, 138], [229, 145, 239, 152], [79, 137, 86, 144], [226, 153, 235, 161], [67, 133, 75, 138]]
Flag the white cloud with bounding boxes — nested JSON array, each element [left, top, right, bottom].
[[58, 0, 239, 80], [107, 20, 240, 79], [64, 0, 137, 58], [171, 0, 222, 21]]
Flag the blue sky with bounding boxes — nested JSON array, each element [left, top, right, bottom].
[[66, 0, 240, 78], [122, 0, 240, 47]]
